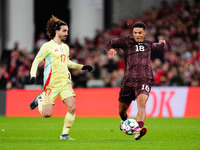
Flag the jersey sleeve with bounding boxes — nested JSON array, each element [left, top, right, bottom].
[[67, 60, 83, 70], [64, 44, 83, 70], [105, 37, 128, 51], [151, 42, 164, 51], [30, 44, 49, 77]]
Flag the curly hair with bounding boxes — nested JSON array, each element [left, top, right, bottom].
[[46, 15, 67, 39]]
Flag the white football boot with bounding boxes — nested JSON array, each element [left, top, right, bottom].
[[134, 126, 147, 140], [120, 120, 124, 131], [60, 134, 74, 140]]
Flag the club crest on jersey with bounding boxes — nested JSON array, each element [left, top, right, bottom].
[[54, 49, 59, 52], [60, 47, 64, 53]]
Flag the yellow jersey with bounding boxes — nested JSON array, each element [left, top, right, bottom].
[[30, 40, 83, 89]]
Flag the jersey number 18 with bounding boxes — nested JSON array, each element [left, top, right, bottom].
[[135, 45, 144, 52], [141, 84, 150, 92]]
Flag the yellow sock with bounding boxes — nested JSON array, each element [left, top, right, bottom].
[[62, 112, 75, 134]]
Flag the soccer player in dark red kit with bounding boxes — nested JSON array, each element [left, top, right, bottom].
[[105, 22, 166, 140]]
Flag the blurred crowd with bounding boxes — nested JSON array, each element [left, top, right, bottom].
[[0, 0, 200, 89]]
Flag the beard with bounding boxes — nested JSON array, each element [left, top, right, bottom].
[[58, 35, 67, 42], [61, 37, 67, 42]]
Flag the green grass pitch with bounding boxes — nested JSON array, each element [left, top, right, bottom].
[[0, 117, 200, 150]]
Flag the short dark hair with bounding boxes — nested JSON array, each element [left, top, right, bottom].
[[133, 22, 146, 30]]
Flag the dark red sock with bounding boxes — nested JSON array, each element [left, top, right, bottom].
[[137, 121, 144, 128]]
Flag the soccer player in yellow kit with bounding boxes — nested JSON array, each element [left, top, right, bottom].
[[29, 15, 93, 140]]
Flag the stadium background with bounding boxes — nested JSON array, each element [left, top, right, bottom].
[[0, 0, 200, 118]]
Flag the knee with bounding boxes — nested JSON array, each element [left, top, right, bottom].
[[41, 105, 53, 118], [68, 105, 76, 115], [42, 112, 52, 118]]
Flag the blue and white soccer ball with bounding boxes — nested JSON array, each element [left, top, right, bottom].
[[122, 119, 139, 135]]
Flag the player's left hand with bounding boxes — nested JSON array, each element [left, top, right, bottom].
[[159, 40, 166, 45], [82, 65, 93, 72]]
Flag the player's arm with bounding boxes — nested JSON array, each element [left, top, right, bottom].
[[152, 40, 166, 51], [67, 60, 83, 70], [105, 37, 126, 58], [65, 44, 92, 71], [30, 45, 48, 84], [67, 60, 93, 72]]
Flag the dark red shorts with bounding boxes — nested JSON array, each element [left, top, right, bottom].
[[119, 79, 152, 103]]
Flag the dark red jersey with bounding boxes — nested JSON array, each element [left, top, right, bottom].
[[105, 36, 164, 86]]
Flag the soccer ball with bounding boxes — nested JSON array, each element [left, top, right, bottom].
[[122, 119, 139, 135]]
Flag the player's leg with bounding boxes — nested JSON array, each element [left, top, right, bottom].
[[119, 102, 130, 121], [118, 84, 134, 130], [59, 84, 76, 140], [30, 93, 42, 110], [41, 104, 53, 118], [119, 102, 131, 130], [29, 93, 53, 117], [60, 96, 76, 140], [136, 93, 148, 127], [39, 88, 57, 118], [134, 93, 148, 140], [134, 80, 151, 140], [63, 96, 76, 134], [29, 93, 50, 117]]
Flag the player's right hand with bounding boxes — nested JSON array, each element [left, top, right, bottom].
[[108, 49, 117, 58], [29, 77, 36, 85]]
